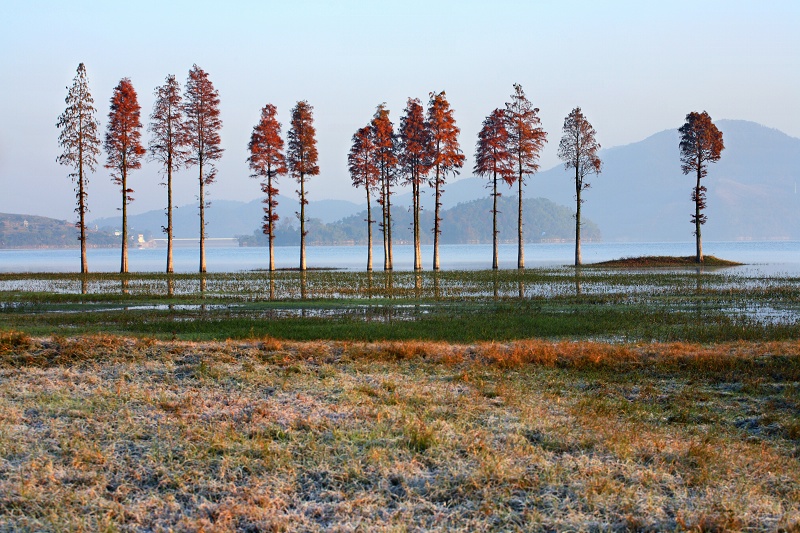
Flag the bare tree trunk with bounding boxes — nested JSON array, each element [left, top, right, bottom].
[[299, 173, 306, 271], [575, 166, 582, 267], [517, 172, 525, 269], [366, 186, 373, 271], [433, 167, 441, 271], [413, 178, 422, 271], [166, 157, 174, 274], [199, 161, 206, 273], [492, 171, 498, 270], [386, 178, 393, 270], [268, 174, 275, 272], [695, 169, 703, 263], [78, 157, 88, 274], [382, 177, 389, 270], [121, 165, 128, 274]]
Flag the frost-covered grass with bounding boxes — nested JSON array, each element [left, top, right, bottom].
[[1, 333, 799, 531]]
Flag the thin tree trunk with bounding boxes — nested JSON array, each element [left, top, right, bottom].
[[268, 174, 275, 272], [492, 170, 498, 270], [78, 156, 88, 274], [575, 166, 582, 267], [433, 167, 441, 271], [386, 177, 393, 270], [300, 173, 306, 271], [366, 186, 373, 271], [517, 171, 525, 269], [695, 168, 703, 263], [166, 157, 174, 274], [121, 166, 128, 274], [199, 161, 206, 273], [413, 177, 421, 271], [382, 176, 389, 270]]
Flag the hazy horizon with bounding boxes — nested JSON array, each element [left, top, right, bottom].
[[2, 1, 798, 221]]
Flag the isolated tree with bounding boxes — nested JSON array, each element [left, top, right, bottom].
[[558, 107, 602, 266], [505, 83, 547, 269], [149, 74, 188, 274], [56, 63, 100, 274], [371, 104, 399, 270], [474, 108, 513, 270], [679, 111, 724, 263], [398, 98, 432, 271], [184, 65, 223, 273], [348, 125, 379, 270], [105, 78, 145, 274], [287, 100, 320, 271], [427, 91, 464, 271], [248, 104, 288, 272]]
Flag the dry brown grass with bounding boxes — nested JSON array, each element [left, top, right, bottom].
[[0, 332, 798, 531]]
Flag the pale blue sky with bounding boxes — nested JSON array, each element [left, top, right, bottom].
[[1, 0, 798, 220]]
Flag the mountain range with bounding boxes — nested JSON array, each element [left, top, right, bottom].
[[89, 120, 799, 242]]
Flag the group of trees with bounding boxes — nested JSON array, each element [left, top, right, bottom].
[[348, 92, 465, 272], [349, 85, 608, 270], [58, 63, 724, 274], [57, 63, 223, 274]]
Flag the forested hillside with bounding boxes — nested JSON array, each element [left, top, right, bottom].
[[238, 196, 600, 246], [0, 213, 118, 248]]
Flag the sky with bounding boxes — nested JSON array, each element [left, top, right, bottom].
[[1, 0, 798, 221]]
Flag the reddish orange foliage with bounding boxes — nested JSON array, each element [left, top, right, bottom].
[[398, 98, 432, 271], [371, 104, 399, 270], [105, 78, 144, 200], [287, 101, 319, 271], [183, 65, 223, 273], [505, 84, 547, 269], [474, 108, 513, 269], [105, 78, 145, 274], [248, 104, 288, 271], [679, 111, 724, 262], [348, 125, 379, 270], [149, 74, 188, 274], [427, 91, 464, 271]]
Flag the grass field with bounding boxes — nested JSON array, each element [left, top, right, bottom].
[[1, 268, 799, 530], [0, 333, 799, 531]]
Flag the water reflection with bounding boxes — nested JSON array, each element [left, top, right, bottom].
[[574, 268, 583, 296]]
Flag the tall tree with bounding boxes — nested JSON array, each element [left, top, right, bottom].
[[398, 98, 432, 271], [371, 104, 399, 271], [248, 104, 288, 272], [505, 83, 547, 269], [287, 101, 319, 271], [184, 65, 223, 273], [474, 108, 513, 270], [56, 63, 100, 274], [557, 107, 602, 266], [348, 125, 379, 271], [149, 74, 188, 274], [679, 111, 724, 263], [426, 91, 464, 271], [104, 78, 145, 274]]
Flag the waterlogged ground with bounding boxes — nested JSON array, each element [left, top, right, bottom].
[[0, 334, 798, 531], [0, 269, 798, 342]]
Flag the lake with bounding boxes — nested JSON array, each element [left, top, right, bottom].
[[0, 241, 798, 275]]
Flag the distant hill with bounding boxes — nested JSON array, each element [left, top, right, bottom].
[[90, 197, 364, 239], [239, 196, 600, 246], [90, 120, 799, 243], [0, 213, 118, 249], [530, 120, 800, 242]]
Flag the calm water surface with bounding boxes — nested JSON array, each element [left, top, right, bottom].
[[0, 242, 798, 275]]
